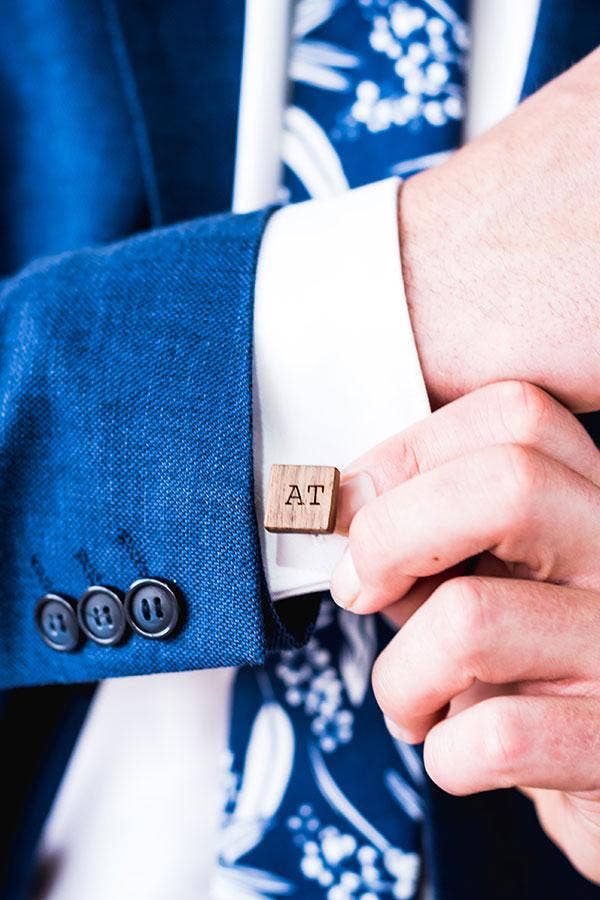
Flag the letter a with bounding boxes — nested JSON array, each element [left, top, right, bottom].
[[285, 484, 304, 505]]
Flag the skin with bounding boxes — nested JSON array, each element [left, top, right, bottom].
[[398, 47, 600, 413], [331, 382, 600, 884]]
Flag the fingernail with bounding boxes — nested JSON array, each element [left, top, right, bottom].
[[384, 716, 411, 743], [336, 471, 376, 536], [330, 547, 361, 609]]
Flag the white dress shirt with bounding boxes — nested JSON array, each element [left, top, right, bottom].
[[37, 3, 541, 898]]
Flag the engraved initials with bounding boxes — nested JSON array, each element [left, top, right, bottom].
[[264, 465, 340, 534], [285, 483, 325, 506]]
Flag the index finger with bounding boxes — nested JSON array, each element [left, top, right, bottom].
[[341, 381, 599, 507]]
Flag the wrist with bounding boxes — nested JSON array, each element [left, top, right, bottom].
[[397, 139, 600, 415], [398, 170, 474, 411]]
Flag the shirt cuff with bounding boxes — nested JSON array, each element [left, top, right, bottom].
[[253, 177, 430, 601]]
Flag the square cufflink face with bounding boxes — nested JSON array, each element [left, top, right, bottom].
[[264, 464, 340, 534]]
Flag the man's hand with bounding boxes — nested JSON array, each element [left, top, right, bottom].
[[331, 381, 600, 884], [399, 48, 600, 412]]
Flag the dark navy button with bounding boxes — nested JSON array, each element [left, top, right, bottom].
[[78, 586, 127, 646], [125, 578, 180, 639], [35, 594, 80, 652]]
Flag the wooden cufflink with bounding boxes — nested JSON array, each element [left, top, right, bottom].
[[264, 464, 340, 534]]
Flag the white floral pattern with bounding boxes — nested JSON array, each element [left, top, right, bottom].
[[214, 699, 296, 897], [349, 0, 468, 132], [284, 0, 468, 199], [274, 603, 377, 754], [214, 601, 429, 898], [288, 802, 420, 898]]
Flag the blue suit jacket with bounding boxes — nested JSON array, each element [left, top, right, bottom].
[[0, 0, 599, 896]]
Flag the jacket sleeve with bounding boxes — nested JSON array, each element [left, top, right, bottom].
[[0, 209, 319, 689]]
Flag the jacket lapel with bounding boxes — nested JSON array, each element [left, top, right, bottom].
[[522, 0, 600, 98], [109, 0, 246, 225], [424, 778, 600, 898]]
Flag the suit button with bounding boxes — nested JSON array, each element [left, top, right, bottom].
[[35, 594, 80, 651], [78, 586, 127, 646], [125, 578, 180, 639]]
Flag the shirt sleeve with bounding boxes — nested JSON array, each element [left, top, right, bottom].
[[253, 177, 431, 601]]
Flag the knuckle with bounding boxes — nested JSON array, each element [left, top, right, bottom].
[[382, 433, 422, 483], [432, 577, 493, 676], [393, 433, 422, 479], [496, 381, 552, 447], [481, 700, 527, 784], [490, 444, 545, 519]]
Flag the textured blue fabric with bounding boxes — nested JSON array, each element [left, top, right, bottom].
[[1, 209, 286, 690]]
